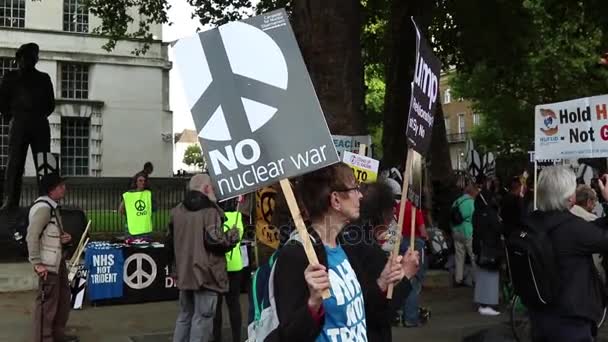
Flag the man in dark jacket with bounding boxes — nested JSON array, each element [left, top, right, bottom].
[[0, 43, 55, 210], [500, 176, 525, 236], [168, 174, 239, 342], [528, 166, 608, 341]]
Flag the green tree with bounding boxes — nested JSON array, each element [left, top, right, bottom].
[[183, 144, 205, 169], [436, 0, 608, 156]]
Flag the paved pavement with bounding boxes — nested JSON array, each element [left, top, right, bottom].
[[1, 287, 606, 342], [0, 287, 506, 342]]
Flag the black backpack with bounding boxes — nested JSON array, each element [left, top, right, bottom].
[[506, 220, 560, 309], [450, 198, 467, 225]]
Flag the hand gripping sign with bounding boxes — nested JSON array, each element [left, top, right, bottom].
[[173, 9, 339, 298]]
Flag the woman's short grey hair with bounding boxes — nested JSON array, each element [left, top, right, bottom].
[[575, 184, 597, 206], [537, 166, 577, 211]]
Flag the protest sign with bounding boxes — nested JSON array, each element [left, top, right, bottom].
[[173, 9, 339, 201], [406, 151, 423, 208], [405, 19, 441, 156], [85, 244, 124, 301], [332, 135, 372, 157], [535, 94, 608, 160], [255, 186, 280, 249], [389, 19, 441, 298], [342, 151, 379, 183]]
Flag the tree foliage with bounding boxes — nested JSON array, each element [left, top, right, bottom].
[[84, 0, 170, 55], [183, 144, 205, 169], [434, 0, 608, 154]]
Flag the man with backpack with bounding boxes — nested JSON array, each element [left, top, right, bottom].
[[508, 166, 608, 341], [168, 174, 240, 342], [26, 173, 78, 342], [451, 184, 479, 286]]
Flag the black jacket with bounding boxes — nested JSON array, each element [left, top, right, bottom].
[[0, 69, 55, 122], [528, 210, 608, 322], [500, 193, 525, 236], [273, 227, 411, 342], [473, 191, 504, 270]]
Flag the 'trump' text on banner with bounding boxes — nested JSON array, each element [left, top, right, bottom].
[[405, 19, 441, 156]]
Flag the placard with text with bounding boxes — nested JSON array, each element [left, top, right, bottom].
[[534, 94, 608, 160], [342, 151, 379, 183], [174, 9, 339, 200], [405, 19, 441, 156]]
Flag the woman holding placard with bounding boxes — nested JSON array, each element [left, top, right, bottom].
[[273, 163, 419, 342]]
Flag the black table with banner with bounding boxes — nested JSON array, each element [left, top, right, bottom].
[[85, 242, 178, 306]]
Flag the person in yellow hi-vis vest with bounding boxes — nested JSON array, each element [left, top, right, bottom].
[[213, 206, 244, 342], [118, 172, 153, 236]]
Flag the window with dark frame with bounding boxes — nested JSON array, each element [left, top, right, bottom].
[[0, 57, 16, 169], [60, 63, 89, 99], [61, 117, 90, 176], [63, 0, 88, 33], [0, 0, 25, 28]]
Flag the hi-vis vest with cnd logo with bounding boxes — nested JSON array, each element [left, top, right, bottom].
[[224, 211, 244, 272], [123, 190, 153, 235]]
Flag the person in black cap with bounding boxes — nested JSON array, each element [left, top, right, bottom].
[[26, 173, 78, 342], [0, 42, 55, 211]]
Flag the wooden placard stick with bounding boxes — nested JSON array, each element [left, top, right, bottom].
[[358, 144, 367, 156], [533, 160, 538, 210], [68, 237, 89, 283], [409, 203, 417, 251], [387, 147, 414, 299], [69, 220, 91, 266], [280, 179, 331, 299], [410, 156, 422, 249]]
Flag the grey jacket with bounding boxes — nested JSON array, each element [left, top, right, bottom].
[[169, 190, 239, 292], [26, 196, 65, 273]]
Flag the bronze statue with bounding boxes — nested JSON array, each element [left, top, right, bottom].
[[0, 43, 55, 211]]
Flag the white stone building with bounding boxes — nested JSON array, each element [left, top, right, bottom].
[[0, 0, 172, 177], [173, 129, 203, 174]]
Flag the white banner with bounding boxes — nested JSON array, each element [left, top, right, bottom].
[[332, 135, 372, 157], [534, 95, 608, 160], [342, 151, 379, 183], [535, 94, 608, 160]]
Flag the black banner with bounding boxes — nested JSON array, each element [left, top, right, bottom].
[[405, 19, 442, 156], [92, 246, 178, 306]]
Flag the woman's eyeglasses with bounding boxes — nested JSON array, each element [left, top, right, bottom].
[[333, 184, 361, 193]]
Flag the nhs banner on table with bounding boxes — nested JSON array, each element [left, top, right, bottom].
[[405, 19, 441, 156], [173, 9, 339, 200], [534, 94, 608, 160]]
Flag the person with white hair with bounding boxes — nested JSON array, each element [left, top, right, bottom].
[[525, 166, 608, 341], [570, 185, 599, 222], [168, 174, 240, 342]]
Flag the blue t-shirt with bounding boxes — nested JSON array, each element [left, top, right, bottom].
[[317, 245, 368, 342], [85, 242, 124, 301]]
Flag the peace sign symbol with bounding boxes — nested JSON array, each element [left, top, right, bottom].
[[123, 253, 157, 290], [176, 21, 289, 142], [134, 200, 146, 212]]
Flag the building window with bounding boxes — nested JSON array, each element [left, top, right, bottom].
[[61, 117, 90, 176], [458, 113, 465, 134], [473, 113, 481, 126], [0, 57, 15, 169], [60, 63, 89, 99], [444, 118, 450, 133], [444, 89, 451, 104], [0, 0, 25, 28], [63, 0, 88, 33]]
